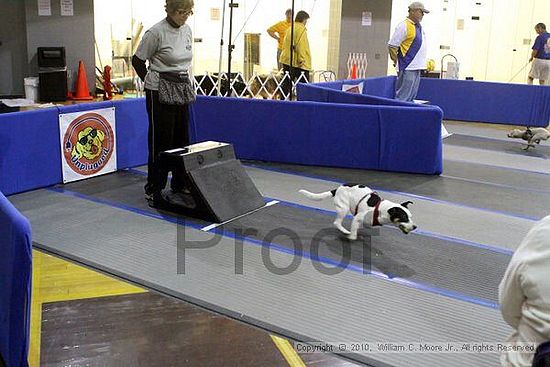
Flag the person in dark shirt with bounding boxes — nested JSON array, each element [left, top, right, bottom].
[[528, 23, 550, 85]]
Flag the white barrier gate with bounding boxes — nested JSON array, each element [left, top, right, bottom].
[[347, 53, 368, 79]]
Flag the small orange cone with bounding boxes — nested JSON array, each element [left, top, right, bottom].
[[350, 64, 358, 80], [72, 60, 93, 100]]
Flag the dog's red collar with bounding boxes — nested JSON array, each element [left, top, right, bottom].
[[353, 192, 384, 226], [372, 200, 384, 226]]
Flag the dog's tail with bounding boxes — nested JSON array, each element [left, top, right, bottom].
[[298, 189, 335, 201]]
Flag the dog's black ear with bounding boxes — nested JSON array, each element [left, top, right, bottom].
[[401, 201, 413, 208]]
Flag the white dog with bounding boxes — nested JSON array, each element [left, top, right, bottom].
[[299, 184, 417, 240], [507, 127, 550, 150]]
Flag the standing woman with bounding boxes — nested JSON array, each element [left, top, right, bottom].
[[279, 11, 311, 98], [132, 0, 195, 206]]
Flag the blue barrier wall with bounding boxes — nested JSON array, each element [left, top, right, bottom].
[[416, 78, 550, 126], [190, 96, 443, 174], [313, 76, 550, 127], [315, 76, 396, 98], [0, 108, 62, 196], [360, 76, 396, 98], [0, 191, 32, 367], [0, 101, 149, 196], [297, 83, 422, 108], [1, 91, 443, 196]]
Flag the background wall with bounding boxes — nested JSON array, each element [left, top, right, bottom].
[[0, 0, 29, 96], [389, 0, 550, 83], [25, 0, 95, 94], [335, 0, 393, 78], [2, 0, 549, 97], [94, 0, 330, 78]]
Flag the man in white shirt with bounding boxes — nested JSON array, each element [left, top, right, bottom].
[[388, 2, 429, 101], [499, 215, 550, 366]]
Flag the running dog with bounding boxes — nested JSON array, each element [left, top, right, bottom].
[[299, 184, 417, 240], [507, 127, 550, 150]]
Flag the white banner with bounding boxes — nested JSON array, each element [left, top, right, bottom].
[[59, 107, 117, 183]]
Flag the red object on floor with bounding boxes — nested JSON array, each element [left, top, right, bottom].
[[103, 65, 113, 101]]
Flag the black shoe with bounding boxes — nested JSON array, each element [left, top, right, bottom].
[[147, 192, 164, 208], [145, 183, 155, 201]]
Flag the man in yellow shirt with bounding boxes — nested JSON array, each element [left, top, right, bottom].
[[279, 10, 311, 97], [267, 9, 292, 70]]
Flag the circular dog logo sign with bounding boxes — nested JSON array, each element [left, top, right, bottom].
[[63, 112, 115, 176]]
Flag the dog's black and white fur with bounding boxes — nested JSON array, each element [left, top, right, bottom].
[[299, 184, 417, 240]]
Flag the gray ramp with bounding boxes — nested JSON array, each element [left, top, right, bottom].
[[10, 189, 509, 367]]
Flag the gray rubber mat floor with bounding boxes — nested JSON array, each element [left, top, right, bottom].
[[242, 165, 533, 252], [246, 160, 550, 219], [10, 188, 509, 367], [444, 144, 550, 175], [445, 133, 550, 159], [47, 170, 510, 304], [441, 160, 550, 193], [11, 119, 549, 367]]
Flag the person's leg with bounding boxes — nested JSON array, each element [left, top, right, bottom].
[[170, 105, 191, 192], [287, 67, 304, 99], [144, 89, 155, 196], [282, 64, 292, 98], [395, 70, 418, 101], [528, 61, 536, 85], [409, 70, 421, 101], [277, 49, 282, 70], [147, 90, 175, 198], [394, 70, 405, 99], [296, 68, 310, 83]]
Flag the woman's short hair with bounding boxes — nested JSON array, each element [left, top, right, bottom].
[[165, 0, 194, 14], [535, 23, 546, 31], [295, 11, 310, 23]]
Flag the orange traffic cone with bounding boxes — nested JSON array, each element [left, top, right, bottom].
[[72, 60, 93, 100], [350, 64, 358, 80]]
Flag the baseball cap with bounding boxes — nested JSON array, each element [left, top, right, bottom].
[[408, 1, 430, 13]]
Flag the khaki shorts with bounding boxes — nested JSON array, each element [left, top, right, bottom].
[[528, 58, 550, 80]]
